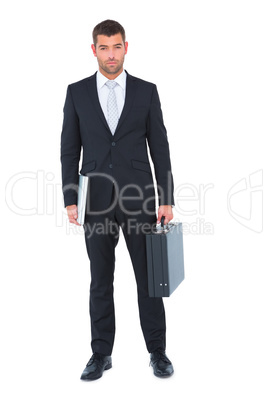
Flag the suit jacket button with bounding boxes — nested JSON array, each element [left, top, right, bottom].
[[109, 164, 113, 168], [111, 142, 116, 146]]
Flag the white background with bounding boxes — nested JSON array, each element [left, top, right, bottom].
[[1, 0, 267, 400]]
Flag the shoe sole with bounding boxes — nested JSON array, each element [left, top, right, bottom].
[[153, 370, 174, 378]]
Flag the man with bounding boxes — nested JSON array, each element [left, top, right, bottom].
[[61, 20, 175, 380]]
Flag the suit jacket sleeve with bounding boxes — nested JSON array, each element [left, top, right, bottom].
[[146, 85, 175, 206], [60, 85, 82, 207]]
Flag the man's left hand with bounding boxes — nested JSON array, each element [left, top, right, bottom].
[[157, 205, 173, 225]]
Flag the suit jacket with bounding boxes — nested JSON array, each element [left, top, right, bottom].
[[60, 71, 174, 212]]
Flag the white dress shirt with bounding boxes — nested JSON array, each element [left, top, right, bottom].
[[96, 70, 127, 121]]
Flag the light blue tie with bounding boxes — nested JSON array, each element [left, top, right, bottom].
[[106, 80, 119, 135]]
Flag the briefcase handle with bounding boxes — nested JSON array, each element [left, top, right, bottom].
[[154, 215, 173, 234], [160, 216, 173, 231]]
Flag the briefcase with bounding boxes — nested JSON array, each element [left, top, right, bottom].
[[146, 217, 184, 297]]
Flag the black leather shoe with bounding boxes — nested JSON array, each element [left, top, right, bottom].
[[150, 350, 174, 378], [80, 353, 112, 381]]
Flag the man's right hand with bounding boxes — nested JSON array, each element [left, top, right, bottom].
[[66, 204, 80, 226]]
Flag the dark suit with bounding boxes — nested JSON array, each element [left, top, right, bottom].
[[61, 71, 174, 355]]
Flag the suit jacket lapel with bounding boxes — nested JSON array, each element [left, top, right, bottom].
[[114, 71, 137, 137], [86, 71, 137, 138], [86, 72, 111, 133]]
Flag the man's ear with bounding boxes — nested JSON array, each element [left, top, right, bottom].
[[124, 41, 129, 55], [91, 44, 97, 57]]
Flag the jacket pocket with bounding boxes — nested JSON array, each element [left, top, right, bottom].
[[131, 159, 151, 174], [80, 160, 96, 175]]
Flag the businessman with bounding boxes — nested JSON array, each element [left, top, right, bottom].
[[61, 20, 175, 380]]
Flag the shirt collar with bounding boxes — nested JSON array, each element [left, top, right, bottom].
[[97, 70, 126, 90]]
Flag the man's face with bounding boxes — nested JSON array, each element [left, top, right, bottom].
[[91, 33, 128, 78]]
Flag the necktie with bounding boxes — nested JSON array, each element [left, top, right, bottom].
[[106, 80, 119, 135]]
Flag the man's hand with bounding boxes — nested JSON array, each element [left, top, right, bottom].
[[157, 205, 173, 225], [66, 204, 80, 226]]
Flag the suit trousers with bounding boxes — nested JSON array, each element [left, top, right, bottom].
[[83, 186, 166, 356]]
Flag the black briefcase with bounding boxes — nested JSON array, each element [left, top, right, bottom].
[[146, 217, 184, 297]]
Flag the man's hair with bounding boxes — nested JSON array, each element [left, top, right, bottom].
[[92, 19, 126, 46]]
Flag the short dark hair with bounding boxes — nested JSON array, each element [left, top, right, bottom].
[[92, 19, 126, 46]]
